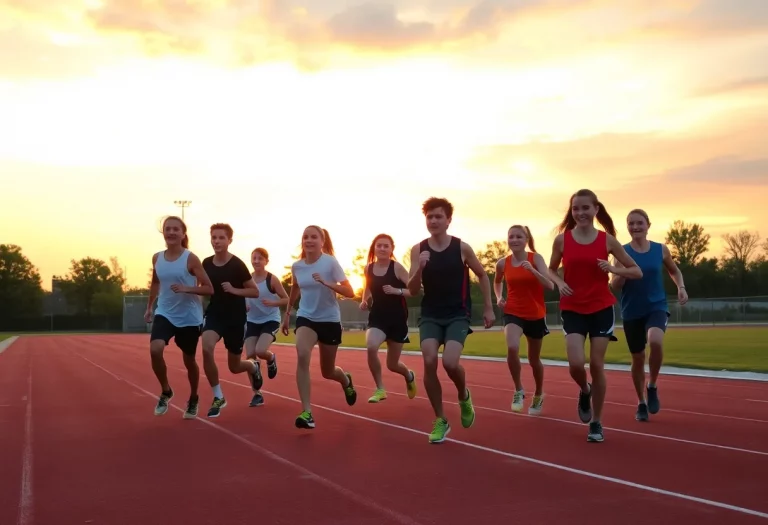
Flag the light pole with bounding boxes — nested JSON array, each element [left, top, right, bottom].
[[174, 200, 191, 221]]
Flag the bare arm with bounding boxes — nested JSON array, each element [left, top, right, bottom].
[[607, 236, 642, 279], [493, 258, 505, 304], [662, 244, 688, 305], [322, 279, 355, 298], [406, 244, 423, 296], [284, 271, 300, 318], [609, 259, 627, 292], [265, 274, 290, 307], [461, 242, 493, 309], [547, 235, 569, 290], [145, 253, 160, 318], [224, 278, 261, 298], [531, 253, 555, 290], [185, 254, 214, 295], [361, 264, 372, 305], [392, 262, 413, 297]]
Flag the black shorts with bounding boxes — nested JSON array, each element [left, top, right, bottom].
[[367, 318, 410, 344], [502, 314, 550, 339], [295, 316, 342, 346], [622, 310, 669, 354], [150, 315, 201, 356], [561, 306, 618, 341], [202, 314, 246, 354], [245, 320, 280, 341]]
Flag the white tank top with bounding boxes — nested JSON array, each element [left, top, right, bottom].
[[246, 272, 282, 324], [154, 249, 203, 327]]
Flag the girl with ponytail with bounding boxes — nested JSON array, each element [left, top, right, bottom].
[[145, 215, 213, 419], [547, 189, 642, 443], [281, 225, 358, 430], [493, 225, 553, 416]]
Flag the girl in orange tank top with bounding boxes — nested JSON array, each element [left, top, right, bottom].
[[493, 225, 554, 416]]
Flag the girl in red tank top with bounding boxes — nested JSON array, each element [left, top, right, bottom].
[[494, 225, 554, 416], [547, 189, 643, 444]]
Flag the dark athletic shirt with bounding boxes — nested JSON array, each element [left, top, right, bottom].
[[419, 236, 471, 319], [203, 254, 252, 321], [367, 260, 408, 325]]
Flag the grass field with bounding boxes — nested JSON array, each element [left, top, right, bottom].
[[278, 326, 768, 373]]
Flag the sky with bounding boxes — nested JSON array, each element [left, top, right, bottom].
[[2, 0, 768, 293]]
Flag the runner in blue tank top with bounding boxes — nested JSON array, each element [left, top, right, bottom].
[[244, 247, 289, 407], [610, 209, 688, 421], [145, 216, 214, 419]]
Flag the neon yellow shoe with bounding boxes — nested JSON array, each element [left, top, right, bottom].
[[405, 370, 417, 399], [459, 388, 476, 428], [429, 417, 450, 443], [368, 389, 387, 403], [511, 390, 525, 413], [528, 394, 544, 415]]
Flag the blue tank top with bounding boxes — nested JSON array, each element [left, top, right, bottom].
[[154, 249, 204, 327], [246, 272, 282, 324], [620, 241, 667, 320]]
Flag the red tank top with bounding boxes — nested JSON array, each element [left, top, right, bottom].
[[503, 252, 546, 320], [559, 230, 616, 314]]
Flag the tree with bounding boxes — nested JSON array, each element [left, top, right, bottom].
[[54, 257, 125, 315], [665, 220, 710, 266], [0, 244, 44, 318], [722, 231, 761, 267], [475, 241, 508, 277], [350, 248, 368, 297]]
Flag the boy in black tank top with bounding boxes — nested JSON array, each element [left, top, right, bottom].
[[200, 224, 263, 418], [359, 234, 418, 403], [407, 197, 496, 444]]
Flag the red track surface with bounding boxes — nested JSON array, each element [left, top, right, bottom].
[[2, 333, 768, 525]]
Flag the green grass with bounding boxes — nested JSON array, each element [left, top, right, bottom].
[[277, 326, 768, 373]]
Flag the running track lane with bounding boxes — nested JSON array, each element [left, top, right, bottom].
[[43, 339, 764, 523], [0, 338, 31, 525]]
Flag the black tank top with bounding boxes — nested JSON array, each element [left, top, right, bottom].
[[419, 236, 471, 319], [367, 260, 408, 324]]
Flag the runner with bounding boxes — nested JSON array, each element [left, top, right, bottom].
[[244, 247, 288, 407], [281, 225, 358, 429], [200, 223, 262, 418], [359, 233, 417, 403], [407, 197, 495, 444], [493, 224, 553, 415], [610, 209, 688, 421], [145, 215, 213, 419], [547, 189, 643, 442]]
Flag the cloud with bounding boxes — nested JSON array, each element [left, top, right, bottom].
[[661, 156, 768, 186]]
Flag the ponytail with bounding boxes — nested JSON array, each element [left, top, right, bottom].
[[509, 225, 536, 252], [181, 235, 189, 248], [523, 226, 536, 252], [595, 201, 616, 237], [299, 225, 335, 259], [322, 228, 335, 256], [555, 189, 615, 237]]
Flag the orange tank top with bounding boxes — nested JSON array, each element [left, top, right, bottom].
[[503, 252, 546, 320]]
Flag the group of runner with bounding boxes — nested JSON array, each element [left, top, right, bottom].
[[145, 189, 688, 444]]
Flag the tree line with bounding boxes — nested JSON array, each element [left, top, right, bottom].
[[1, 221, 767, 328]]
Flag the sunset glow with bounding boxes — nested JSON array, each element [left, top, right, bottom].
[[2, 1, 767, 289]]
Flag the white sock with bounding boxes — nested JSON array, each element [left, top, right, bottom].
[[212, 384, 223, 399]]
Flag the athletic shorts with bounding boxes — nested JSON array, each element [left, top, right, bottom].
[[295, 316, 342, 346], [150, 314, 201, 356], [622, 310, 669, 354], [561, 306, 618, 341], [418, 316, 473, 346], [245, 320, 280, 341], [202, 314, 246, 354], [367, 317, 410, 344], [503, 314, 550, 340]]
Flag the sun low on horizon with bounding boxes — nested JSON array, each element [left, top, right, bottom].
[[2, 0, 768, 290]]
